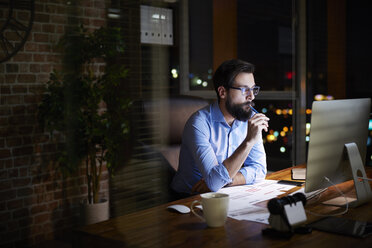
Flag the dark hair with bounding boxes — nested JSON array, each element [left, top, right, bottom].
[[212, 59, 255, 100]]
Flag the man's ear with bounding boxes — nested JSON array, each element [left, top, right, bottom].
[[218, 86, 227, 100]]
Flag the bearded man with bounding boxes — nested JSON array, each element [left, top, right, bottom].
[[171, 59, 270, 197]]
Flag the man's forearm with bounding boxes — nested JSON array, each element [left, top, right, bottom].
[[229, 172, 246, 186], [223, 140, 254, 179]]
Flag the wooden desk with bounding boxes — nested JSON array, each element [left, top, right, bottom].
[[74, 165, 372, 247]]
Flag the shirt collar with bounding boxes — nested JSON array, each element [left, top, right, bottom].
[[211, 101, 226, 123], [211, 101, 247, 128]]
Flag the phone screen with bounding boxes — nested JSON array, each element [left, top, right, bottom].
[[310, 217, 372, 238]]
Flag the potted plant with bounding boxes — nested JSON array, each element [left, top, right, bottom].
[[38, 26, 132, 224]]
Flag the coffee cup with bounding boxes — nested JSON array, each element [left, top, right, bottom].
[[190, 192, 229, 227]]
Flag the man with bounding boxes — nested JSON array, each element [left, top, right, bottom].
[[171, 59, 269, 196]]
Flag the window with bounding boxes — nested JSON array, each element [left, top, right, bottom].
[[179, 0, 307, 170]]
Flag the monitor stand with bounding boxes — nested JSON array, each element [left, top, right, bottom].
[[322, 142, 372, 207]]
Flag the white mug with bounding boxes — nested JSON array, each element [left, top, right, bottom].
[[190, 192, 229, 227]]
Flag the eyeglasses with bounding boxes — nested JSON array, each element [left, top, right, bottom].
[[229, 85, 260, 96]]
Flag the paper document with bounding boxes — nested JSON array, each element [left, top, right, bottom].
[[218, 180, 297, 224]]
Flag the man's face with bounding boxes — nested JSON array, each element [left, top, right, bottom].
[[225, 72, 256, 121]]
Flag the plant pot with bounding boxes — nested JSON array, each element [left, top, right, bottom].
[[80, 199, 109, 225]]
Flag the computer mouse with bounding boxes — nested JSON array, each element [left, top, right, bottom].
[[167, 204, 191, 214]]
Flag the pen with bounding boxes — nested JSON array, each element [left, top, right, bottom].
[[250, 106, 259, 114]]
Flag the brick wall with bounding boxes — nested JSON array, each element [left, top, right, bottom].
[[0, 1, 109, 247]]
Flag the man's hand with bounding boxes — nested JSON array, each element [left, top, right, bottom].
[[245, 113, 269, 144], [191, 178, 211, 194]]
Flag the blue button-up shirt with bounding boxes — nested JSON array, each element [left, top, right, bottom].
[[171, 101, 267, 194]]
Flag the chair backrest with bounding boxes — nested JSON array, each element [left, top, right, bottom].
[[142, 95, 210, 145], [137, 95, 209, 172]]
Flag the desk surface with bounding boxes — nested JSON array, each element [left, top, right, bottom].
[[74, 165, 372, 248]]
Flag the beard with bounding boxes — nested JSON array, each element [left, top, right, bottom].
[[225, 96, 253, 121]]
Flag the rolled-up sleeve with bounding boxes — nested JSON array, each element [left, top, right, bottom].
[[184, 116, 233, 192], [240, 141, 267, 184]]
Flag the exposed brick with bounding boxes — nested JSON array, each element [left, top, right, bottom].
[[0, 3, 109, 246], [40, 64, 52, 73], [32, 22, 42, 32], [1, 86, 11, 94], [48, 201, 58, 211], [56, 24, 64, 34], [92, 19, 106, 27], [35, 13, 50, 23], [18, 217, 33, 228], [42, 24, 55, 33], [45, 4, 59, 13], [17, 126, 36, 136], [44, 192, 54, 202], [0, 170, 7, 179], [0, 149, 11, 159], [19, 64, 29, 73], [0, 117, 8, 125], [0, 106, 11, 115], [17, 11, 31, 22], [12, 105, 26, 115], [6, 137, 23, 147], [17, 187, 33, 197], [26, 104, 39, 113], [0, 212, 11, 222], [5, 74, 16, 83], [14, 156, 30, 167], [32, 134, 49, 143], [13, 178, 31, 187], [29, 85, 44, 94], [7, 220, 18, 231], [33, 33, 49, 43], [29, 64, 41, 73], [94, 1, 106, 8], [17, 74, 36, 83], [36, 74, 50, 83], [7, 199, 24, 210], [13, 146, 33, 156], [12, 53, 33, 62], [31, 204, 48, 215], [16, 168, 27, 179], [2, 230, 21, 243], [0, 179, 11, 191], [0, 189, 16, 201], [9, 115, 26, 125], [22, 136, 33, 146], [12, 85, 28, 94], [6, 95, 22, 104], [53, 191, 62, 200], [50, 15, 66, 24], [6, 64, 19, 73], [34, 213, 50, 224], [9, 168, 19, 177], [38, 44, 51, 53], [12, 208, 29, 219], [24, 95, 42, 104], [33, 54, 46, 62]]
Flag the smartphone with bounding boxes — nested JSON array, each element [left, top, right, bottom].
[[310, 217, 372, 238], [277, 180, 304, 187]]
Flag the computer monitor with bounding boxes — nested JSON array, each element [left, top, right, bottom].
[[305, 98, 372, 207]]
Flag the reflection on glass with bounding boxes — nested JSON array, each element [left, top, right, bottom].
[[254, 100, 295, 171]]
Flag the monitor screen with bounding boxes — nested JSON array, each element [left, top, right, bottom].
[[305, 98, 371, 193]]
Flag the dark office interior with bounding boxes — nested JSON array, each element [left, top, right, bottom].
[[1, 0, 371, 247]]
